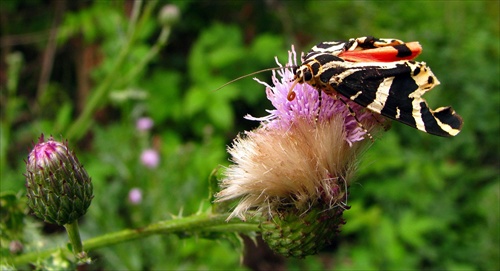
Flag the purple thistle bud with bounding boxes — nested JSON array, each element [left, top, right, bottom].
[[24, 135, 93, 226]]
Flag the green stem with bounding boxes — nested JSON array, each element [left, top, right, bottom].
[[65, 0, 159, 141], [127, 0, 143, 38], [10, 213, 259, 266], [117, 26, 171, 88], [64, 220, 84, 257]]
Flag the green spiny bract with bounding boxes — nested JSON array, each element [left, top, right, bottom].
[[260, 203, 347, 258]]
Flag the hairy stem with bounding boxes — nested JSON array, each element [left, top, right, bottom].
[[64, 221, 83, 256], [10, 213, 259, 266]]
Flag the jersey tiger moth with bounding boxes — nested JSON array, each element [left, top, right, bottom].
[[290, 36, 463, 137]]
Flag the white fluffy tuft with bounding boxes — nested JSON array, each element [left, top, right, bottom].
[[216, 116, 363, 220]]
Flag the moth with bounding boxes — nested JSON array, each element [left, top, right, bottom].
[[289, 36, 463, 137]]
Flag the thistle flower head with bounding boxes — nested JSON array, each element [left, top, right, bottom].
[[215, 46, 384, 256], [128, 188, 143, 205], [25, 135, 93, 225], [140, 149, 160, 168], [217, 47, 381, 218], [136, 117, 154, 131]]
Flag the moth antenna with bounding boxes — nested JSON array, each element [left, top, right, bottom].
[[212, 66, 295, 92]]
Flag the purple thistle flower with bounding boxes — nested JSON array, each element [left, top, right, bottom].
[[128, 188, 143, 205], [140, 149, 160, 169], [136, 117, 154, 132], [248, 46, 378, 146]]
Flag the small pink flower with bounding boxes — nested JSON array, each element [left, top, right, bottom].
[[140, 149, 160, 168], [128, 188, 142, 204], [136, 117, 154, 132]]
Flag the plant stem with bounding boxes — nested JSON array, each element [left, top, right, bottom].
[[65, 0, 159, 141], [117, 26, 171, 88], [10, 213, 259, 266], [64, 220, 84, 258], [127, 0, 143, 38]]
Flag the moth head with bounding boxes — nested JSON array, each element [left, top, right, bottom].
[[287, 64, 314, 101], [293, 64, 314, 83]]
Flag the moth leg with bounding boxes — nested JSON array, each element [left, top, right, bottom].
[[316, 90, 323, 122], [336, 96, 374, 141], [370, 112, 391, 132]]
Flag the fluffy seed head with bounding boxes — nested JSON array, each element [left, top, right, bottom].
[[217, 117, 360, 220]]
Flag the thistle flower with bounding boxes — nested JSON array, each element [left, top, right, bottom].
[[136, 117, 154, 132], [25, 135, 93, 226], [140, 149, 160, 169], [215, 47, 383, 256], [128, 188, 143, 205]]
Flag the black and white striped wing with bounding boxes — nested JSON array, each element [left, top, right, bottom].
[[322, 60, 462, 137]]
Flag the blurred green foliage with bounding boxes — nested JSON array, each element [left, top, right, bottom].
[[1, 0, 498, 270]]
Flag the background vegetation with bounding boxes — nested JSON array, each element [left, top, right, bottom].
[[1, 0, 498, 270]]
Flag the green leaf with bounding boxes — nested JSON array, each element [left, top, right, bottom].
[[207, 97, 233, 130], [183, 86, 210, 117]]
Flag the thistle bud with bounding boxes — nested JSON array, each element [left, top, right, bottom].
[[158, 4, 180, 27], [24, 135, 93, 226]]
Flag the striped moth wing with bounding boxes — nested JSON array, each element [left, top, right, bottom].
[[305, 36, 422, 63], [294, 37, 463, 136]]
